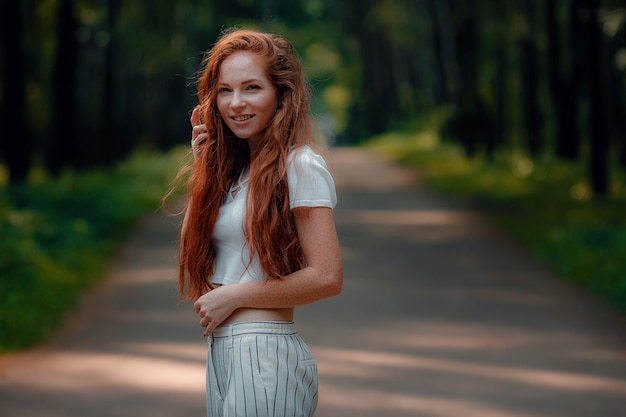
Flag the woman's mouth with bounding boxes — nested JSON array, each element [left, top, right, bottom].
[[232, 115, 254, 121]]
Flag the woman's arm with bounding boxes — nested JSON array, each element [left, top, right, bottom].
[[194, 206, 343, 335]]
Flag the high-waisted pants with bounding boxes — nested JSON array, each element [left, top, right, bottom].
[[205, 321, 318, 417]]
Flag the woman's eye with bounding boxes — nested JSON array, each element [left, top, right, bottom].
[[218, 87, 231, 93], [247, 84, 260, 90]]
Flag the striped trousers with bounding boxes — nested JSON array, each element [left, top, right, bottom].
[[206, 321, 318, 417]]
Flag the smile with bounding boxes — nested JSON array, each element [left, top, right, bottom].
[[232, 115, 254, 121]]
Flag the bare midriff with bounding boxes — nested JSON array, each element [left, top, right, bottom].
[[211, 283, 295, 324], [222, 307, 295, 325]]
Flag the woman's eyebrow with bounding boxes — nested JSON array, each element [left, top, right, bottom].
[[219, 78, 263, 86]]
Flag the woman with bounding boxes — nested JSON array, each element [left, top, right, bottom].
[[177, 28, 343, 417]]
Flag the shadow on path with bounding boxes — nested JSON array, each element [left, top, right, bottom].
[[1, 147, 625, 417], [300, 148, 626, 417], [0, 213, 206, 417]]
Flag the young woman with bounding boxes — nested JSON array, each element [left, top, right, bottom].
[[176, 28, 343, 417]]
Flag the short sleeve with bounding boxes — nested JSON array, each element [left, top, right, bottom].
[[287, 146, 337, 209]]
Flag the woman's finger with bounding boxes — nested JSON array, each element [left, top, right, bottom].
[[203, 322, 215, 337], [192, 124, 207, 139], [190, 105, 202, 126]]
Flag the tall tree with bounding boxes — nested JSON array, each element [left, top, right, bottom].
[[45, 0, 79, 174], [101, 0, 123, 165], [551, 0, 585, 160], [586, 0, 609, 196], [0, 0, 32, 183], [519, 0, 543, 156], [546, 0, 563, 151], [604, 6, 626, 170], [335, 0, 384, 138], [431, 0, 460, 102], [445, 0, 494, 157], [428, 0, 450, 104], [361, 0, 396, 135], [488, 0, 509, 160]]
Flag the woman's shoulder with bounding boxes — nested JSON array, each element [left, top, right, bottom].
[[286, 144, 336, 208], [288, 144, 328, 167]]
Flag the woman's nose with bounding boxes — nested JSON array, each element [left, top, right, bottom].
[[231, 91, 246, 109]]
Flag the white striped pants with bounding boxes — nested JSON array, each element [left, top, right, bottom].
[[206, 321, 318, 417]]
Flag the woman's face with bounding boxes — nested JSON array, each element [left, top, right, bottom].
[[216, 51, 278, 152]]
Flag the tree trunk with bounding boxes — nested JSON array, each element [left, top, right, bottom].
[[0, 0, 32, 183], [606, 21, 626, 170], [45, 0, 79, 175], [101, 0, 125, 165], [428, 0, 450, 104], [260, 0, 276, 31], [490, 0, 508, 161], [555, 0, 585, 160], [546, 0, 563, 153], [586, 0, 609, 197], [546, 0, 560, 100], [347, 0, 394, 137], [519, 0, 542, 156], [449, 0, 483, 157], [432, 0, 460, 102]]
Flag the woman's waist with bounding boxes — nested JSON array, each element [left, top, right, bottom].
[[222, 307, 294, 325], [212, 320, 297, 338]]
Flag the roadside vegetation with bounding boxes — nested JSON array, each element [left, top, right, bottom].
[[0, 147, 187, 353], [367, 125, 626, 314], [3, 0, 625, 352]]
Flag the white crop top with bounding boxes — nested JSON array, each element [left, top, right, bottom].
[[211, 145, 336, 285]]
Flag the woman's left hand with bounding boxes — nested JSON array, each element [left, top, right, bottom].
[[194, 286, 238, 337]]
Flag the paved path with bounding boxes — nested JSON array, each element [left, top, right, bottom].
[[1, 147, 626, 417]]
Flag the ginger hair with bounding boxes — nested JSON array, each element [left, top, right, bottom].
[[177, 28, 315, 301]]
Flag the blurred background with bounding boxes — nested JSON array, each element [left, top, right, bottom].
[[1, 0, 625, 190], [1, 0, 626, 352]]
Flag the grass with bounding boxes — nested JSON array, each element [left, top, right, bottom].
[[0, 146, 188, 353], [367, 130, 626, 313]]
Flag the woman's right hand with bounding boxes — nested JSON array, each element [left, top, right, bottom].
[[190, 106, 208, 161]]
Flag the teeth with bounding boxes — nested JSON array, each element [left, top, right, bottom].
[[233, 115, 253, 121]]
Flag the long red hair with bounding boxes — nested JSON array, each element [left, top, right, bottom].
[[177, 29, 316, 301]]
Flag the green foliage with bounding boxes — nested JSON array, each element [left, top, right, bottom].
[[0, 147, 188, 352], [368, 129, 626, 313]]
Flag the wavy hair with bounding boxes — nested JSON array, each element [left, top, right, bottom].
[[176, 29, 316, 301]]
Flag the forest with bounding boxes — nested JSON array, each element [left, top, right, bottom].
[[1, 1, 626, 351], [2, 0, 625, 195]]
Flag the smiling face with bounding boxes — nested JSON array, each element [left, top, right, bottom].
[[216, 51, 279, 153]]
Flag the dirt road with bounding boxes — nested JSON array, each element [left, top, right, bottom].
[[1, 147, 625, 417]]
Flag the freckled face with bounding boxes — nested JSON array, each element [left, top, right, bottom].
[[216, 51, 279, 150]]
